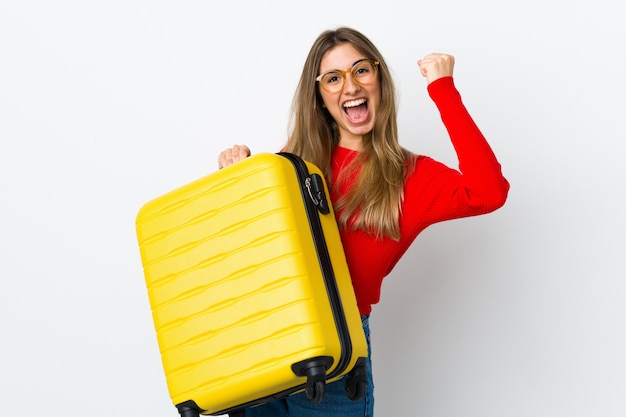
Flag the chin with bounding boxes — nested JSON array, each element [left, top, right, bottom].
[[348, 124, 374, 136]]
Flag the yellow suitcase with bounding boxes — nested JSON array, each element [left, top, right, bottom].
[[135, 152, 368, 417]]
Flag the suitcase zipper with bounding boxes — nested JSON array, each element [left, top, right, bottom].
[[277, 152, 353, 381], [304, 175, 330, 215]]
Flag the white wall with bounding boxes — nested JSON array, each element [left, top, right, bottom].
[[1, 1, 624, 416]]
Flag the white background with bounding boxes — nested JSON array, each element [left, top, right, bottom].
[[1, 1, 624, 416]]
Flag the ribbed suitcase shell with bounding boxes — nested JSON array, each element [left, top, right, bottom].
[[136, 153, 368, 416]]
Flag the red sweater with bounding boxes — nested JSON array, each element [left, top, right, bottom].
[[330, 76, 509, 316]]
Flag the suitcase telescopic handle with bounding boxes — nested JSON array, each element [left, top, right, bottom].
[[305, 174, 331, 215]]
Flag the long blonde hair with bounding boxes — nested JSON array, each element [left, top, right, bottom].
[[284, 27, 414, 240]]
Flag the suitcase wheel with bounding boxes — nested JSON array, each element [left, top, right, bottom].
[[345, 357, 368, 401], [176, 401, 200, 417], [291, 356, 334, 403], [306, 379, 326, 403]]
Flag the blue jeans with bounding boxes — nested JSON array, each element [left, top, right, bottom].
[[244, 315, 374, 417]]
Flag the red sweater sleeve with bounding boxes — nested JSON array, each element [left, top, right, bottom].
[[402, 77, 510, 228]]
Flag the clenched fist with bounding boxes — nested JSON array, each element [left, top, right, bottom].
[[417, 53, 455, 85], [217, 144, 251, 169]]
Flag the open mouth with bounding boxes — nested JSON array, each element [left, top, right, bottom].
[[343, 98, 369, 122]]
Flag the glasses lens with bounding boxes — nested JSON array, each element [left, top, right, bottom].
[[352, 60, 376, 84], [320, 71, 344, 93]]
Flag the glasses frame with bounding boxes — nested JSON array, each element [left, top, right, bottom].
[[315, 59, 380, 93]]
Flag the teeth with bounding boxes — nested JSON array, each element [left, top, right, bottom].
[[343, 98, 366, 108]]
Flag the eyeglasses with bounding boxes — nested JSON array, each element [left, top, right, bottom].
[[316, 59, 380, 93]]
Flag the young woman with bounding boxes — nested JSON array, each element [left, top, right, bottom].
[[218, 27, 509, 417]]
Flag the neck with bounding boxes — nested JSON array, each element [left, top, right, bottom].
[[338, 136, 363, 151]]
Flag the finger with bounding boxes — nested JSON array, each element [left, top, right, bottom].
[[233, 144, 251, 162], [417, 59, 428, 77], [417, 57, 437, 76], [419, 53, 453, 66], [217, 149, 232, 169]]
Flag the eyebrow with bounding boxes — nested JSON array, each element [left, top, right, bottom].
[[322, 58, 368, 73]]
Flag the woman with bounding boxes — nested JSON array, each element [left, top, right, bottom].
[[218, 26, 509, 417]]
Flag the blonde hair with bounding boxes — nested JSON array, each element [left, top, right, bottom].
[[284, 27, 414, 240]]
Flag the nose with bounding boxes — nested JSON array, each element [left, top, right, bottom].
[[343, 72, 360, 93]]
